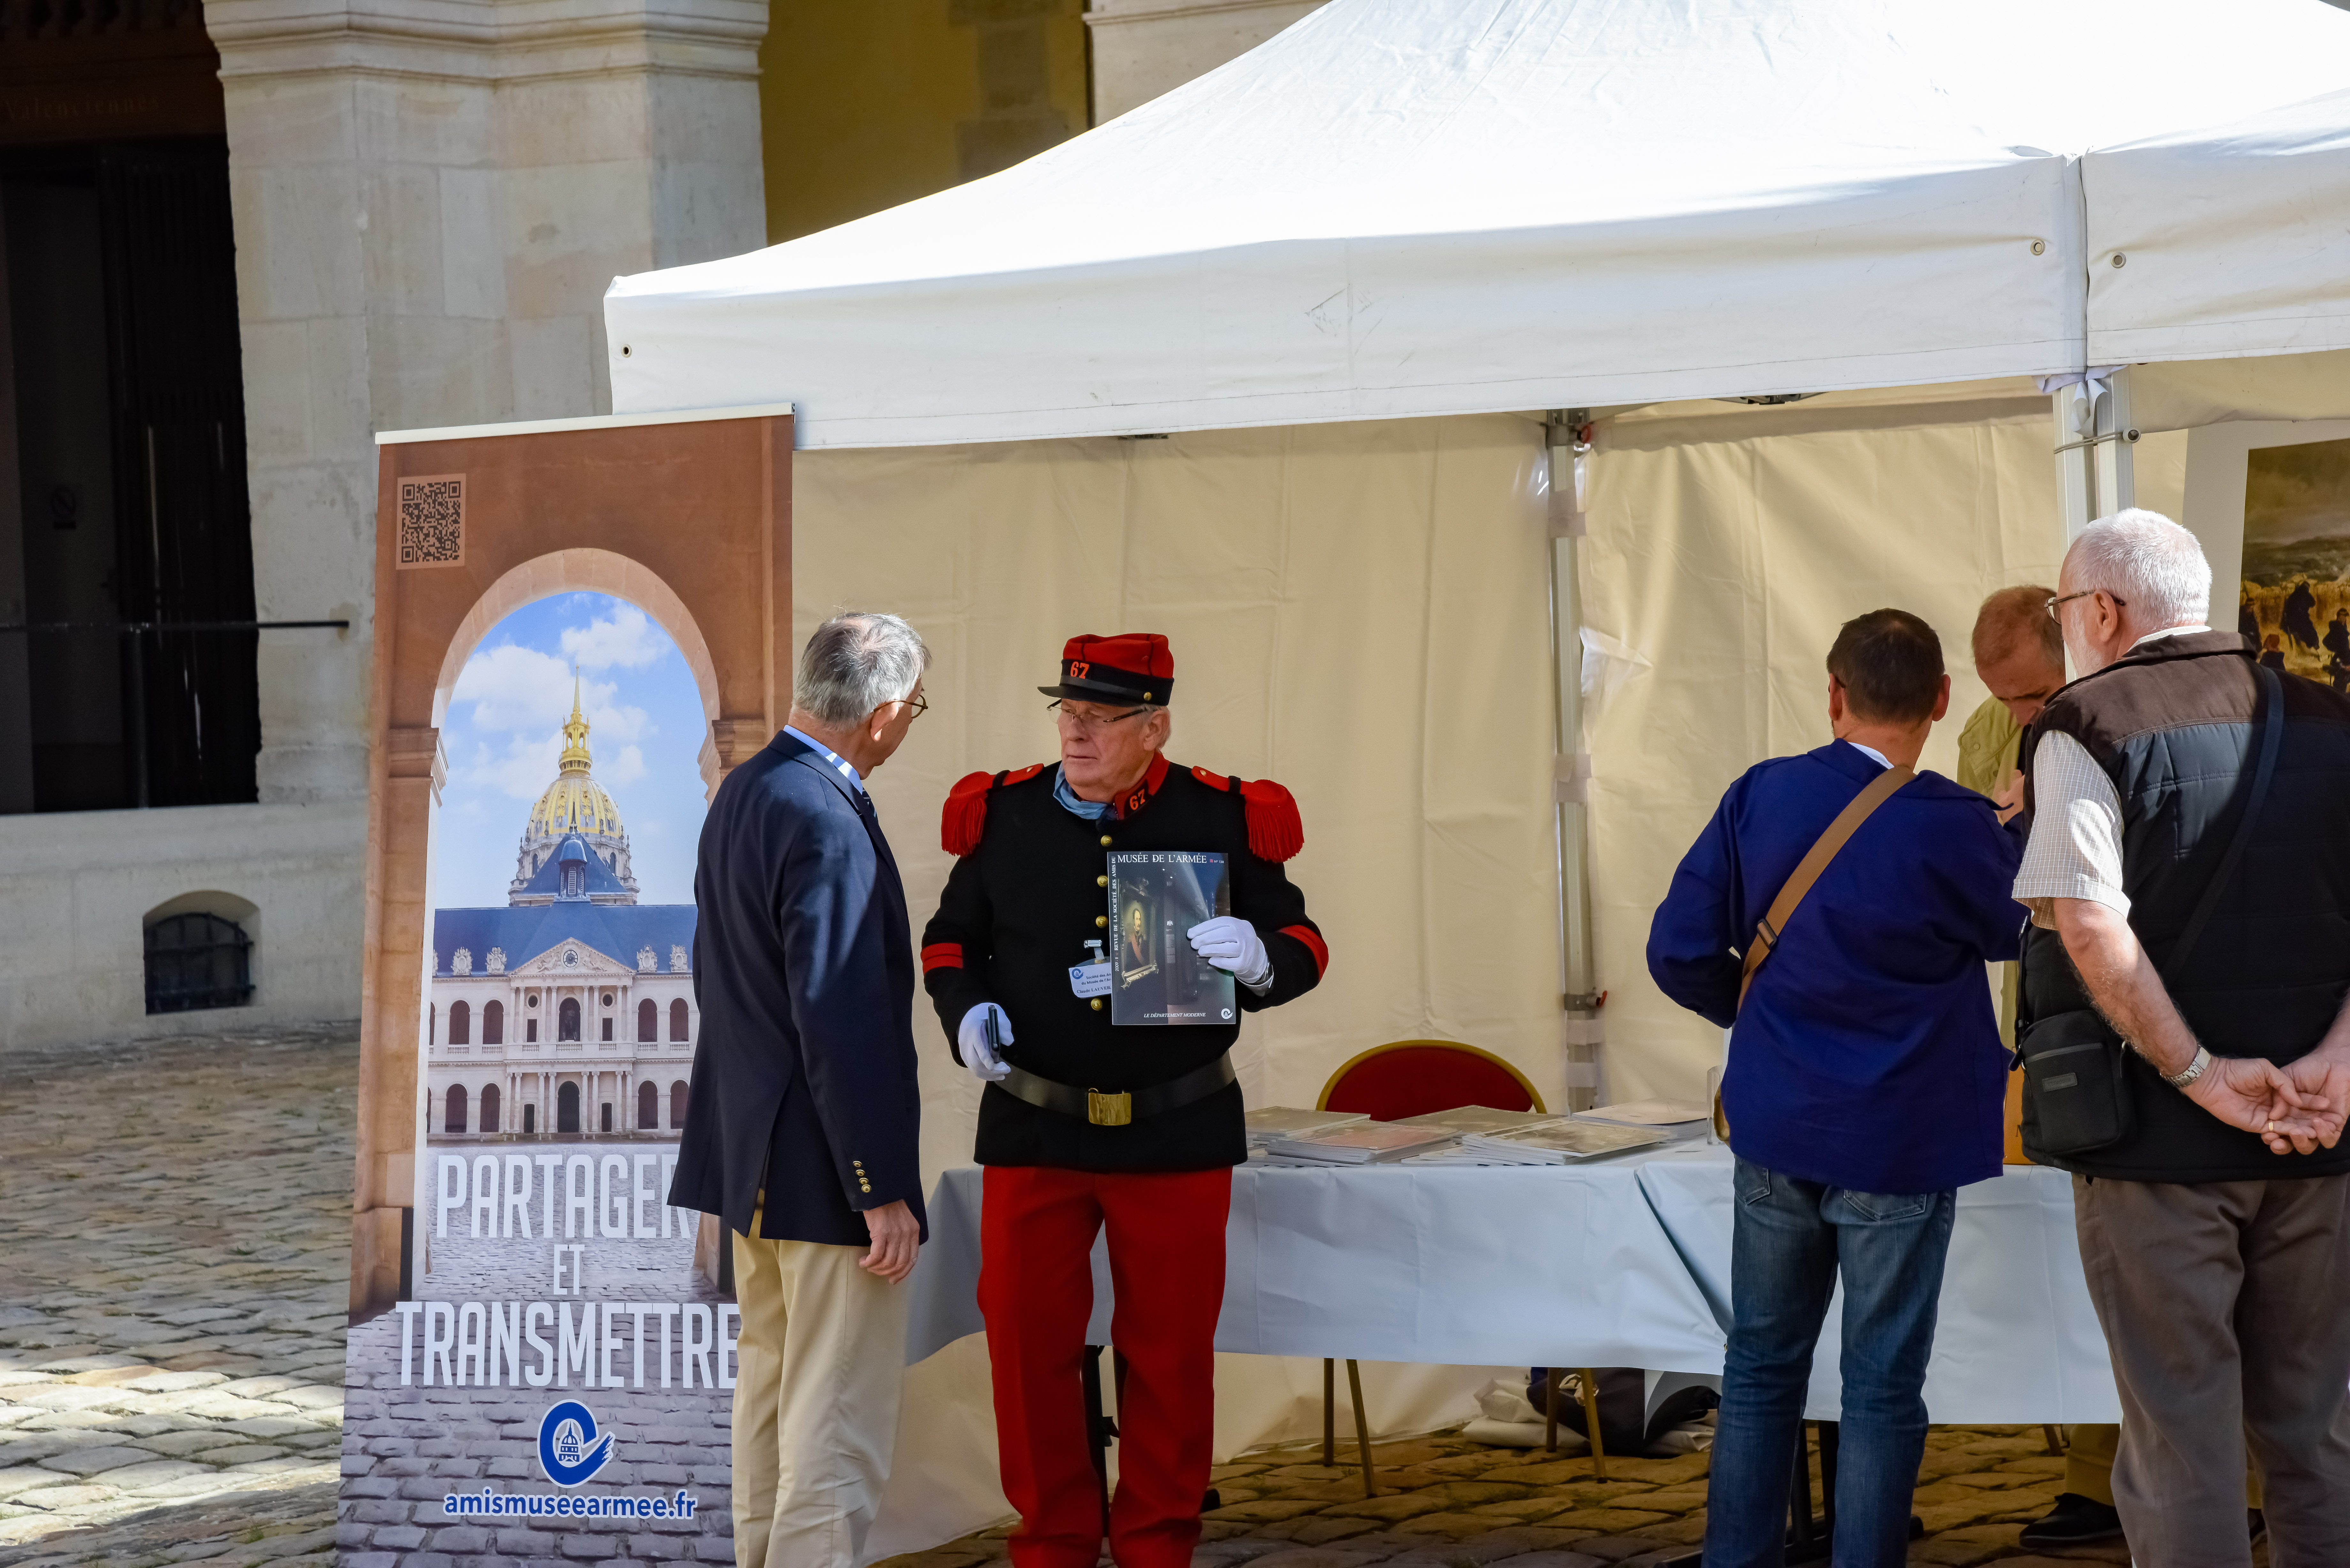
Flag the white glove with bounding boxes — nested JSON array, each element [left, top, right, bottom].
[[957, 1003, 1013, 1083], [1186, 916, 1273, 989]]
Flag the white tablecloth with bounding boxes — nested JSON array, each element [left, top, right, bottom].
[[904, 1145, 2122, 1424]]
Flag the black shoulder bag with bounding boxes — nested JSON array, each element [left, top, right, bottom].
[[2019, 662, 2283, 1157]]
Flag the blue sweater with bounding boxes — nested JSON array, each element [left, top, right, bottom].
[[1647, 741, 2025, 1194]]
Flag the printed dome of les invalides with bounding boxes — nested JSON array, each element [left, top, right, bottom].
[[510, 679, 638, 905]]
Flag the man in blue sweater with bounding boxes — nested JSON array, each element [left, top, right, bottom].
[[1648, 608, 2024, 1567]]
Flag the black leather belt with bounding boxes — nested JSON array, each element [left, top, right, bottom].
[[998, 1053, 1237, 1127]]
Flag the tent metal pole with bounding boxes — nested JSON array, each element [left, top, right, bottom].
[[1548, 411, 1601, 1111], [2050, 367, 2136, 544]]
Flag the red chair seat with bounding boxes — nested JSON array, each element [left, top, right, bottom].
[[1317, 1040, 1541, 1121]]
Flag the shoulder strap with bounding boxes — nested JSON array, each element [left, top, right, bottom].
[[1738, 763, 1914, 1012], [2164, 661, 2284, 982]]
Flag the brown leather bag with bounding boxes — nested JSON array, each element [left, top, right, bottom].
[[1715, 763, 1915, 1138]]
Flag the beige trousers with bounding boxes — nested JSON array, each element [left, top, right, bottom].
[[730, 1218, 910, 1568], [2075, 1172, 2350, 1568]]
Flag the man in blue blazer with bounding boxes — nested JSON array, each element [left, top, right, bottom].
[[1648, 608, 2023, 1568], [671, 611, 930, 1568]]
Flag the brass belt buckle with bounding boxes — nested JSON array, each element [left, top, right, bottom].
[[1087, 1089, 1133, 1127]]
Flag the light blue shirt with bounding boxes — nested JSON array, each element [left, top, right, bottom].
[[783, 725, 863, 795]]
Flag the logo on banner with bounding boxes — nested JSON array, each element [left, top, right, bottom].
[[538, 1401, 616, 1487]]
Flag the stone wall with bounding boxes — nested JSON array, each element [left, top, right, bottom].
[[0, 0, 769, 1053], [209, 0, 770, 810], [0, 800, 366, 1049]]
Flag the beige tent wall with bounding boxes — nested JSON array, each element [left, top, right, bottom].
[[1577, 398, 2093, 1102], [795, 415, 1556, 1551], [793, 413, 1562, 1177], [788, 387, 2224, 1556]]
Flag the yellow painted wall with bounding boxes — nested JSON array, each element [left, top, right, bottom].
[[759, 0, 1091, 247]]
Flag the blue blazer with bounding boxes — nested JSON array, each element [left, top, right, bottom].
[[1647, 741, 2024, 1194], [669, 732, 926, 1246]]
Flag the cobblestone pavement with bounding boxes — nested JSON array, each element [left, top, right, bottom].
[[0, 1028, 356, 1568], [0, 1031, 2275, 1568], [873, 1428, 2269, 1567]]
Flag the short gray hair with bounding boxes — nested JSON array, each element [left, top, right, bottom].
[[2066, 509, 2212, 629], [794, 612, 929, 726]]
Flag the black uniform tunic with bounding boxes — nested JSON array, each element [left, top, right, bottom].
[[922, 756, 1325, 1172]]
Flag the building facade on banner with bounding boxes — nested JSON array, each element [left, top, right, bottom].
[[424, 701, 694, 1142]]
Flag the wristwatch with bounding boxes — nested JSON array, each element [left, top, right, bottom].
[[2161, 1045, 2212, 1089]]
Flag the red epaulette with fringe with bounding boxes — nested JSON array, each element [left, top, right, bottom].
[[1187, 765, 1304, 862], [941, 764, 1046, 856]]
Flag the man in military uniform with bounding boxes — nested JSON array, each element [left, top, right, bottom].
[[922, 633, 1327, 1568]]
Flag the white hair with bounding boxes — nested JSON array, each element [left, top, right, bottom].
[[2065, 509, 2211, 629], [793, 612, 929, 725]]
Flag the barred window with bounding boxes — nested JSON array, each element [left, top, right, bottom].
[[144, 913, 254, 1014]]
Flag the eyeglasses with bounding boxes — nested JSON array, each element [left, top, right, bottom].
[[878, 692, 927, 720], [1049, 699, 1149, 735], [2047, 590, 2127, 622]]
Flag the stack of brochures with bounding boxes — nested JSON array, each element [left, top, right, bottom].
[[1390, 1105, 1565, 1134], [1244, 1107, 1370, 1149], [1455, 1121, 1672, 1164], [1574, 1099, 1711, 1141], [1388, 1105, 1566, 1164], [1263, 1122, 1460, 1164]]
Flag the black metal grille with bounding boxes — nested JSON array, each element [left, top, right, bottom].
[[143, 910, 252, 1013], [0, 0, 205, 40]]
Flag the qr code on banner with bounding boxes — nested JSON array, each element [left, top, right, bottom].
[[396, 474, 465, 568]]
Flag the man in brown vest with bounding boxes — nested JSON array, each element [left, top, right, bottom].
[[2015, 510, 2350, 1565]]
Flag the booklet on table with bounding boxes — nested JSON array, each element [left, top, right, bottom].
[[1264, 1123, 1459, 1164], [1244, 1107, 1371, 1147], [1458, 1121, 1671, 1164], [1389, 1105, 1566, 1135], [1572, 1099, 1710, 1142]]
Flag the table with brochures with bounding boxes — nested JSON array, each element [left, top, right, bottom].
[[902, 1142, 2123, 1423]]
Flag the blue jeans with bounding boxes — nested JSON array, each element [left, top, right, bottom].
[[1703, 1158, 1957, 1568]]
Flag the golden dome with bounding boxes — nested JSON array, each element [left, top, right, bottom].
[[527, 677, 624, 840]]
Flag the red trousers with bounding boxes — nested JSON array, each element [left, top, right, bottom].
[[978, 1164, 1232, 1568]]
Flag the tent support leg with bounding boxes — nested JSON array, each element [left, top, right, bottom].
[[1548, 410, 1601, 1111]]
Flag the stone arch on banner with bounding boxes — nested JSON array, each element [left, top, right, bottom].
[[353, 410, 792, 1318], [428, 547, 725, 793]]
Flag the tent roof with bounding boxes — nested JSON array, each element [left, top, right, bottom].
[[605, 0, 2350, 449]]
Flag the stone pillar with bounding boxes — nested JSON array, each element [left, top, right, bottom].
[[219, 0, 766, 1322], [204, 0, 768, 809], [1083, 0, 1328, 123]]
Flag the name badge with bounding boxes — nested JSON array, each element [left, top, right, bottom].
[[1068, 960, 1111, 999]]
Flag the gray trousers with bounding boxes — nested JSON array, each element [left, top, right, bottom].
[[2074, 1172, 2350, 1568]]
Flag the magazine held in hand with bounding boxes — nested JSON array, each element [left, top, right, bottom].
[[1106, 850, 1234, 1025]]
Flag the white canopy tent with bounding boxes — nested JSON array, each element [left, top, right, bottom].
[[595, 0, 2350, 1555], [607, 0, 2350, 446]]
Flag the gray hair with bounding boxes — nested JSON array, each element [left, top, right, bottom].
[[794, 612, 930, 726], [2066, 509, 2212, 629]]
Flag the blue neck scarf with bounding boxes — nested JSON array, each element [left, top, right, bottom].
[[1052, 765, 1111, 821]]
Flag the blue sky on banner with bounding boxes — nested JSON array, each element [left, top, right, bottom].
[[435, 592, 707, 908]]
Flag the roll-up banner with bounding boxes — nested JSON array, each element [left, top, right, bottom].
[[348, 411, 796, 1566], [341, 1121, 737, 1554]]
